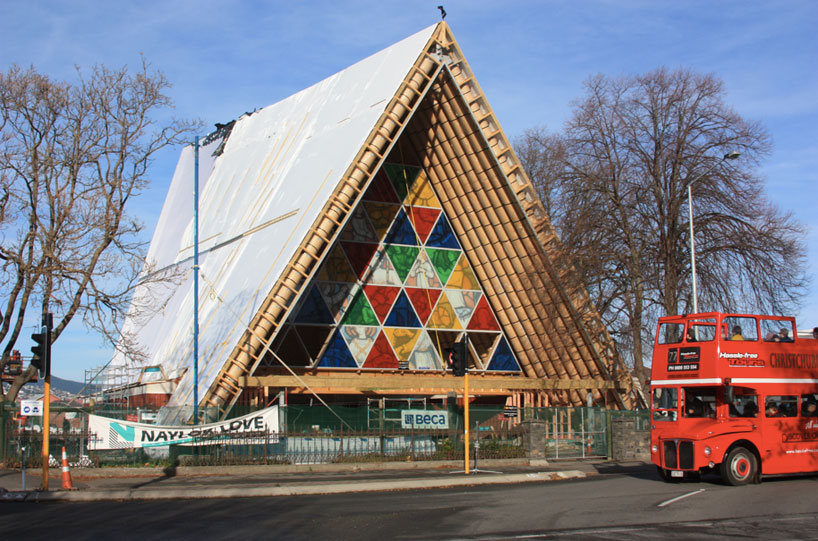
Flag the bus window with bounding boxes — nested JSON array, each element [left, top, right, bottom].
[[652, 388, 677, 421], [765, 395, 797, 418], [723, 316, 758, 341], [687, 318, 716, 342], [684, 388, 716, 418], [658, 323, 684, 344], [761, 318, 795, 342], [729, 394, 758, 418], [801, 394, 818, 417]]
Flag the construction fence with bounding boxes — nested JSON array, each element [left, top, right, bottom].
[[0, 403, 648, 468]]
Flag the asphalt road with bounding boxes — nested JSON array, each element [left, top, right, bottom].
[[2, 464, 818, 540]]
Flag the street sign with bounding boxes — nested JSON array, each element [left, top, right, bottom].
[[21, 400, 43, 416]]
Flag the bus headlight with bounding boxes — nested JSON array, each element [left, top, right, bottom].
[[652, 444, 658, 453], [704, 446, 711, 456]]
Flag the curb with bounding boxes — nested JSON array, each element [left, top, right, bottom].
[[1, 470, 587, 502]]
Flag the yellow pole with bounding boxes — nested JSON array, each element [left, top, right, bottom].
[[41, 375, 50, 491], [464, 371, 470, 475]]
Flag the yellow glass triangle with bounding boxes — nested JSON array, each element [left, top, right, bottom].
[[446, 254, 479, 290], [317, 245, 357, 283], [404, 170, 441, 208], [384, 328, 422, 362], [427, 291, 463, 330]]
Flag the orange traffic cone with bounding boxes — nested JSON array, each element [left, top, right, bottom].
[[61, 446, 76, 490]]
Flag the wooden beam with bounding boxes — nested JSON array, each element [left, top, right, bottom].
[[241, 373, 615, 392]]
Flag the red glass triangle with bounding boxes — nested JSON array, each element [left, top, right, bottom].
[[405, 288, 442, 325], [362, 169, 400, 203], [363, 331, 399, 369], [467, 295, 500, 331], [341, 241, 379, 280], [406, 206, 441, 244], [363, 285, 401, 323]]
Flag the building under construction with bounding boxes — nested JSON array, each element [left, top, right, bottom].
[[111, 23, 638, 423]]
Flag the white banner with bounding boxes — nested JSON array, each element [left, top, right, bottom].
[[401, 409, 449, 429], [88, 405, 280, 450]]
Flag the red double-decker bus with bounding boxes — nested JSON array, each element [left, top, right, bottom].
[[650, 312, 818, 485]]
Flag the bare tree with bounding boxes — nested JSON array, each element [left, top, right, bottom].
[[0, 62, 200, 403], [516, 67, 807, 379]]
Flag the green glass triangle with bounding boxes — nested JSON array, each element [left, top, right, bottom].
[[426, 248, 460, 285], [383, 164, 421, 202], [340, 289, 379, 326], [385, 245, 420, 283]]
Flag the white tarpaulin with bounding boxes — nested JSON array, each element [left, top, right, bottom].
[[87, 405, 279, 450]]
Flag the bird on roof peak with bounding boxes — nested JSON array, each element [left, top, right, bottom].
[[437, 5, 446, 20]]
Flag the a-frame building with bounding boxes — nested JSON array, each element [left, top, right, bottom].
[[114, 23, 637, 422]]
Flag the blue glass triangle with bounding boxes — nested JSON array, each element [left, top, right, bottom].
[[383, 208, 418, 246], [317, 330, 359, 368], [294, 285, 334, 324], [384, 290, 421, 328], [426, 213, 460, 249], [487, 336, 521, 371]]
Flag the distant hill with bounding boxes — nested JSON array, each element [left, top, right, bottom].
[[24, 375, 100, 395]]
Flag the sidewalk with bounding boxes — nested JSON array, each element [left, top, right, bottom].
[[1, 458, 645, 502]]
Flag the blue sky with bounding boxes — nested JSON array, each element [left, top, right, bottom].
[[2, 0, 816, 381]]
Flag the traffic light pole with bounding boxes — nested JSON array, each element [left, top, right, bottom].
[[38, 313, 52, 491], [464, 370, 470, 475]]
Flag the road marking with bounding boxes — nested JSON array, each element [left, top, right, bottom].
[[658, 488, 705, 507]]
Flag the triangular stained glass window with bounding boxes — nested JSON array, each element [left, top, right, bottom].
[[292, 162, 520, 374], [426, 213, 460, 249], [318, 330, 358, 368], [383, 208, 418, 246], [384, 164, 421, 202], [487, 336, 520, 372], [340, 289, 379, 326], [363, 331, 399, 369], [384, 290, 421, 328]]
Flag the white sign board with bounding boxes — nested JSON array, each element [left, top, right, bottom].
[[401, 409, 449, 429], [87, 405, 280, 450], [20, 400, 43, 416]]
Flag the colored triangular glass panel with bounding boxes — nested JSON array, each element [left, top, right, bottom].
[[341, 241, 378, 279], [295, 325, 333, 363], [383, 208, 418, 245], [340, 325, 379, 366], [426, 213, 460, 249], [406, 206, 440, 244], [426, 248, 460, 285], [363, 168, 399, 203], [384, 290, 421, 328], [316, 282, 357, 324], [363, 201, 400, 241], [467, 295, 501, 331], [340, 205, 378, 242], [340, 288, 379, 326], [360, 246, 402, 286], [363, 285, 401, 323], [446, 289, 481, 328], [363, 331, 399, 369], [384, 163, 421, 202], [404, 170, 441, 208], [294, 285, 334, 324], [409, 330, 443, 370], [317, 245, 357, 283], [405, 288, 442, 325], [385, 245, 420, 283], [427, 291, 463, 330], [404, 249, 443, 288], [384, 327, 422, 363], [447, 254, 480, 290], [317, 330, 358, 368], [487, 336, 521, 372]]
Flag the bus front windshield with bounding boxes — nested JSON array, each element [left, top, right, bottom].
[[652, 387, 678, 421]]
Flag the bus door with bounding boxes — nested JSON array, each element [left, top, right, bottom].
[[761, 394, 804, 474]]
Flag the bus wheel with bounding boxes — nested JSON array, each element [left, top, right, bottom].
[[721, 447, 757, 486]]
